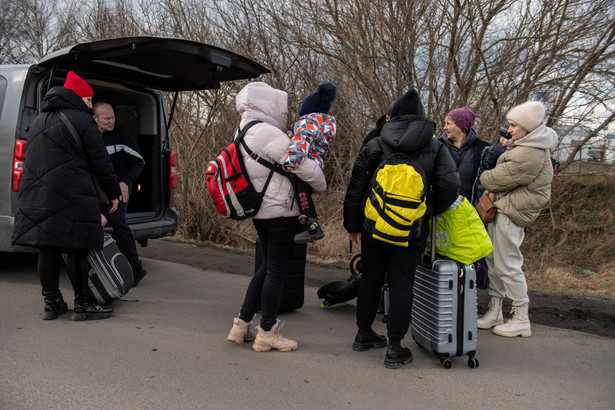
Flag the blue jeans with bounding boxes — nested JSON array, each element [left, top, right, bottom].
[[239, 217, 301, 331]]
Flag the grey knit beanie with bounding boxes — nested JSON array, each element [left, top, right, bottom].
[[506, 101, 546, 133]]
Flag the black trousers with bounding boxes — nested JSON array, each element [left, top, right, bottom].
[[104, 195, 142, 274], [356, 231, 425, 342], [239, 217, 301, 330], [38, 247, 90, 304]]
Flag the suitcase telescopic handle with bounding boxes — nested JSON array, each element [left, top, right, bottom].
[[430, 215, 437, 264]]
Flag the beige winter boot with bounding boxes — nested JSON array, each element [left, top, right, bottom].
[[477, 297, 504, 329], [493, 305, 531, 337], [252, 320, 299, 352], [227, 318, 255, 344]]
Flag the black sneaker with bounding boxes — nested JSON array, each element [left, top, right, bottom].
[[352, 330, 387, 351], [42, 298, 69, 320], [294, 216, 325, 244], [133, 268, 148, 287], [71, 303, 113, 321], [384, 345, 413, 369]]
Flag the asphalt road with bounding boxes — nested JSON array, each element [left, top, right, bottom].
[[139, 239, 615, 338], [1, 248, 614, 409]]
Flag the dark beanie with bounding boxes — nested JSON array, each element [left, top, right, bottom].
[[299, 81, 339, 117], [447, 107, 477, 134], [387, 89, 423, 118], [63, 71, 93, 98]]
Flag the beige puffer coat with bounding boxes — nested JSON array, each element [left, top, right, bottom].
[[480, 123, 557, 227], [235, 82, 326, 220]]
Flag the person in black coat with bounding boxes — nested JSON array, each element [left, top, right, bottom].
[[93, 102, 147, 285], [12, 71, 121, 321], [343, 89, 460, 369], [438, 107, 491, 206]]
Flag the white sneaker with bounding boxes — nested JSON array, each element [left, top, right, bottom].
[[227, 318, 255, 344], [252, 320, 298, 352]]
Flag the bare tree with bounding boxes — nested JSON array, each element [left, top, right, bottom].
[[3, 0, 614, 249], [0, 0, 80, 63]]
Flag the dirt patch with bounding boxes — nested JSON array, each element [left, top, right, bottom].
[[140, 238, 615, 339]]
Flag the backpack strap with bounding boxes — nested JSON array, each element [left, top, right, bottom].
[[233, 120, 291, 206], [235, 120, 290, 178]]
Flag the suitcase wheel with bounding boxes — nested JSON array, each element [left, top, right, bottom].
[[440, 357, 453, 369], [468, 357, 480, 369]]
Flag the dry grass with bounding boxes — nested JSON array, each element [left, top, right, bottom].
[[305, 165, 615, 299], [524, 262, 615, 299], [185, 162, 615, 300]]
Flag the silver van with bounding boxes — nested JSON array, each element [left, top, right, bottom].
[[1, 36, 268, 253]]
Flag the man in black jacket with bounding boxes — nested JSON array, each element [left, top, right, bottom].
[[343, 89, 460, 369], [93, 102, 147, 285], [13, 71, 120, 321]]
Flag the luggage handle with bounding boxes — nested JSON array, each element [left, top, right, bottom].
[[430, 215, 437, 264]]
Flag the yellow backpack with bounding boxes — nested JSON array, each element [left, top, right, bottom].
[[364, 143, 427, 247]]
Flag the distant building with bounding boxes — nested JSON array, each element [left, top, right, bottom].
[[552, 124, 606, 162]]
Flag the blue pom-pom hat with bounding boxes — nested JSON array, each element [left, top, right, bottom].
[[299, 81, 339, 116]]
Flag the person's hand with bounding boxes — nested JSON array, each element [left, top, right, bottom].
[[499, 137, 508, 146], [348, 232, 360, 245], [108, 198, 119, 213], [119, 182, 129, 202]]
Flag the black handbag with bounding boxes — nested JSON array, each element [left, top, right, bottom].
[[57, 111, 111, 210]]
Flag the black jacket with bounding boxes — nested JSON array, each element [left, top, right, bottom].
[[343, 114, 460, 241], [103, 123, 144, 186], [12, 86, 121, 250], [438, 129, 491, 205]]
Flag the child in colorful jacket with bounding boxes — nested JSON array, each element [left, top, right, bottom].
[[284, 81, 338, 243]]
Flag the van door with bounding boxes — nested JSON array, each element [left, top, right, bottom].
[[37, 37, 270, 92]]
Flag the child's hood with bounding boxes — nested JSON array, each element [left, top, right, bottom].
[[299, 112, 337, 140]]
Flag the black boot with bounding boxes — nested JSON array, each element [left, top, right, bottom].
[[352, 327, 387, 351], [384, 341, 413, 369], [294, 215, 325, 244], [133, 267, 148, 287], [71, 293, 113, 321], [42, 297, 68, 320]]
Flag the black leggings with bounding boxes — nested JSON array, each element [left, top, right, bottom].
[[239, 217, 301, 330]]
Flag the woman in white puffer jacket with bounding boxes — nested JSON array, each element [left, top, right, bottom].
[[226, 82, 326, 352]]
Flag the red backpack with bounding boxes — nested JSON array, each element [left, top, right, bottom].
[[205, 120, 288, 220]]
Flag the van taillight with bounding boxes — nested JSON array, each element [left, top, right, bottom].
[[12, 140, 27, 192], [169, 151, 178, 190]]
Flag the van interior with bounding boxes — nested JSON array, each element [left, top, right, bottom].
[[19, 72, 169, 225]]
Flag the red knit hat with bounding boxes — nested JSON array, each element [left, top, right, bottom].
[[63, 71, 93, 98]]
